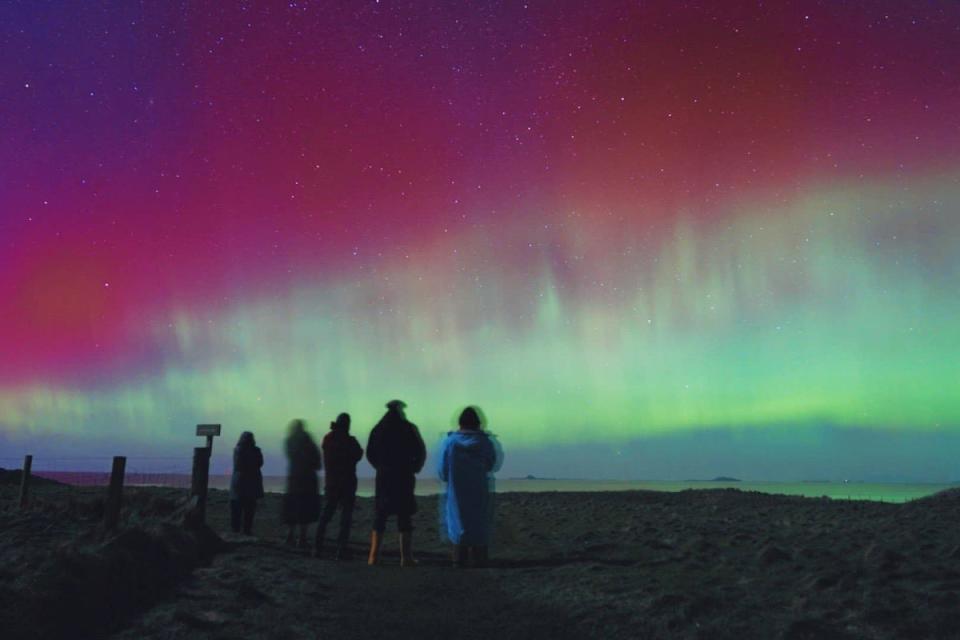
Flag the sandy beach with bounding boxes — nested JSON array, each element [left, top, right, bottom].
[[3, 473, 960, 639]]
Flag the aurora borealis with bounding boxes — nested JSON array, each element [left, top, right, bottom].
[[2, 1, 959, 479]]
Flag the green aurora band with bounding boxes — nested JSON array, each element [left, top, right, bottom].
[[1, 175, 959, 471]]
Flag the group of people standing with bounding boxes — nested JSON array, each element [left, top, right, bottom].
[[228, 399, 502, 567]]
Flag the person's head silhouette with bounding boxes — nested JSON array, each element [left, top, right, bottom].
[[386, 399, 407, 417], [458, 407, 482, 431], [288, 419, 306, 437], [331, 412, 351, 432]]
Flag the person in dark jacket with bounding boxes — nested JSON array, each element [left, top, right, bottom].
[[366, 399, 427, 566], [315, 412, 364, 559], [438, 407, 503, 567], [282, 419, 322, 548], [229, 431, 265, 535]]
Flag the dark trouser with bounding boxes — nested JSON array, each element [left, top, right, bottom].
[[372, 509, 412, 533], [316, 491, 356, 549], [230, 497, 257, 534], [453, 544, 488, 568]]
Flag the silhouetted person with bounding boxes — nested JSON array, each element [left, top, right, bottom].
[[282, 419, 321, 549], [230, 431, 264, 535], [315, 412, 364, 559], [366, 399, 426, 566], [439, 407, 502, 567]]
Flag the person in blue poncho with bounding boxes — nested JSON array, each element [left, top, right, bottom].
[[438, 406, 503, 568]]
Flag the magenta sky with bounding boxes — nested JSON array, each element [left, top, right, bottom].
[[2, 2, 959, 479]]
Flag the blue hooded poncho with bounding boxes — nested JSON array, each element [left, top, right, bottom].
[[438, 430, 501, 545]]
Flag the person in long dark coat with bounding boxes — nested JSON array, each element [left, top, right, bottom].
[[365, 399, 426, 566], [282, 419, 322, 548], [315, 412, 364, 559], [229, 431, 265, 535]]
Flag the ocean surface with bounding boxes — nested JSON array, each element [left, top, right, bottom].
[[27, 471, 956, 503]]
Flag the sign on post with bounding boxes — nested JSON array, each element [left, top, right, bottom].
[[196, 423, 221, 437], [190, 424, 221, 525], [196, 423, 221, 452]]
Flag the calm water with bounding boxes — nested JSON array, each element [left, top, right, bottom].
[[29, 471, 953, 503], [252, 477, 951, 503]]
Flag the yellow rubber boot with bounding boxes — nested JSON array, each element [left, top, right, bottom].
[[367, 531, 381, 566]]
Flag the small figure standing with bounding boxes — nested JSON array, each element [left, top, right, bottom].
[[315, 412, 364, 559], [438, 407, 501, 567], [366, 399, 427, 566], [229, 431, 264, 535], [282, 419, 322, 549]]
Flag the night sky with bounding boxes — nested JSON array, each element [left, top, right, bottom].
[[2, 1, 959, 480]]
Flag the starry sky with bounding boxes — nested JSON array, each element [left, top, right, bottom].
[[1, 1, 959, 480]]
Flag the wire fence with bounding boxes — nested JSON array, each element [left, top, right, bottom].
[[0, 456, 203, 489], [3, 455, 944, 504]]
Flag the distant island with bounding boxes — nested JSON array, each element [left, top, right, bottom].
[[684, 476, 742, 482]]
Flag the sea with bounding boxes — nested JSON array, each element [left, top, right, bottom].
[[26, 471, 956, 503]]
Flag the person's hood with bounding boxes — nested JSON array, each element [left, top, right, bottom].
[[447, 430, 489, 450]]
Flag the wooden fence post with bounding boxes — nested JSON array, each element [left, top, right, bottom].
[[104, 456, 126, 530], [18, 454, 32, 509], [191, 447, 211, 523]]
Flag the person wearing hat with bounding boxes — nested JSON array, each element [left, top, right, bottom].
[[365, 399, 427, 566], [315, 412, 364, 559]]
